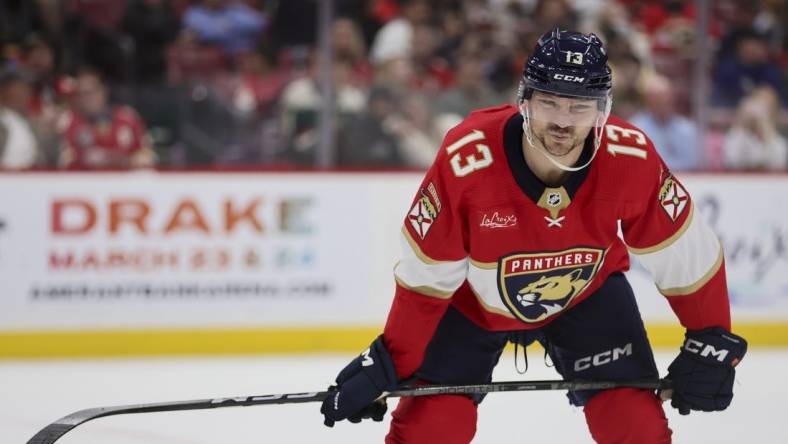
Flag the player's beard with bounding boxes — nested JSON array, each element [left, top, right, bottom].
[[533, 124, 586, 158]]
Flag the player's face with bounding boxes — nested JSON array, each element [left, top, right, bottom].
[[527, 91, 599, 157], [74, 74, 108, 116]]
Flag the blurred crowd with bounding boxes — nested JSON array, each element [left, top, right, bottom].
[[0, 0, 786, 171]]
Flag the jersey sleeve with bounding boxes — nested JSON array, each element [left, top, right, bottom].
[[117, 106, 149, 153], [383, 127, 470, 379], [621, 156, 731, 331]]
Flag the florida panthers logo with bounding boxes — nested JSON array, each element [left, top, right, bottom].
[[515, 269, 587, 310], [498, 247, 605, 323]]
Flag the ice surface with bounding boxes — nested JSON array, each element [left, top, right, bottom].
[[2, 350, 785, 443]]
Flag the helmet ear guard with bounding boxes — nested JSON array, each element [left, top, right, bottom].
[[516, 80, 533, 104]]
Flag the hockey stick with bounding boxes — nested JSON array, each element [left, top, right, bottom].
[[28, 378, 671, 444]]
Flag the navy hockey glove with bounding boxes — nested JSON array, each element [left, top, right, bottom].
[[320, 335, 399, 427], [667, 327, 747, 415]]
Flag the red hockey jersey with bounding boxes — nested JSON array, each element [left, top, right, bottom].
[[61, 106, 148, 168], [384, 105, 731, 379]]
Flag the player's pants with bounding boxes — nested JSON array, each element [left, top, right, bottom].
[[385, 273, 672, 444]]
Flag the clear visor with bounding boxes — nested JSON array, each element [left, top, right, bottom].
[[527, 90, 607, 126], [519, 90, 612, 171]]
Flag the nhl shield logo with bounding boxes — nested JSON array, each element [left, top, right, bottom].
[[497, 247, 605, 323], [546, 192, 562, 207]]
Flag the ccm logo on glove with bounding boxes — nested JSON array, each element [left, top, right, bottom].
[[320, 335, 398, 427], [667, 327, 747, 415], [683, 334, 743, 365], [361, 348, 374, 367]]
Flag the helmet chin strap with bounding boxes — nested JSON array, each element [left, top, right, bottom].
[[520, 101, 610, 173]]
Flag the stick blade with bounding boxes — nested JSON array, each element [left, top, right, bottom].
[[27, 423, 76, 444], [27, 407, 114, 444]]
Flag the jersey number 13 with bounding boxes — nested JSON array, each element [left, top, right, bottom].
[[446, 130, 493, 177]]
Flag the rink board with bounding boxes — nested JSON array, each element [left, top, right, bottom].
[[1, 171, 787, 358]]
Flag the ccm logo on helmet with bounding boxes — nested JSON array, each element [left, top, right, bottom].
[[684, 338, 729, 362], [574, 343, 632, 371], [553, 74, 585, 83]]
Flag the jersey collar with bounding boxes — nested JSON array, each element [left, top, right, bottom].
[[503, 112, 593, 204]]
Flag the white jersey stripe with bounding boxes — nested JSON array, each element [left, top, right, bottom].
[[468, 263, 515, 317], [394, 229, 468, 297], [394, 274, 455, 299], [630, 209, 722, 295], [658, 248, 723, 297]]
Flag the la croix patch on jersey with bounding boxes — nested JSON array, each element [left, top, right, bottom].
[[658, 172, 689, 222], [407, 181, 442, 240], [497, 247, 605, 323]]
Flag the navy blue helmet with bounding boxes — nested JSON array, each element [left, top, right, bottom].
[[517, 29, 613, 173], [518, 28, 612, 103]]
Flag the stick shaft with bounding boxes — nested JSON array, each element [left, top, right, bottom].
[[28, 379, 670, 444]]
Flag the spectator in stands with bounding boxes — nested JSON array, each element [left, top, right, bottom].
[[17, 36, 64, 159], [433, 45, 503, 120], [182, 0, 266, 56], [590, 1, 653, 66], [18, 35, 57, 115], [279, 54, 367, 164], [609, 52, 645, 120], [753, 0, 786, 53], [712, 28, 784, 107], [338, 84, 441, 168], [214, 48, 290, 164], [63, 0, 134, 82], [530, 0, 579, 32], [433, 5, 465, 67], [0, 68, 40, 169], [223, 49, 290, 119], [0, 0, 50, 49], [341, 34, 448, 169], [715, 0, 780, 59], [636, 0, 721, 41], [372, 54, 417, 100], [58, 68, 155, 168], [122, 0, 180, 85], [469, 12, 523, 96], [332, 17, 373, 88], [122, 0, 180, 161], [268, 0, 318, 51], [369, 0, 431, 65], [644, 0, 706, 59], [631, 74, 701, 171], [336, 0, 396, 48], [410, 24, 454, 94], [722, 86, 787, 170], [338, 85, 405, 167], [394, 92, 445, 168]]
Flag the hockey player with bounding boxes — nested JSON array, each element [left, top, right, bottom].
[[321, 29, 747, 443]]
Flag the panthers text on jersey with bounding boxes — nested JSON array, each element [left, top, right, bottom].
[[384, 105, 731, 379]]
